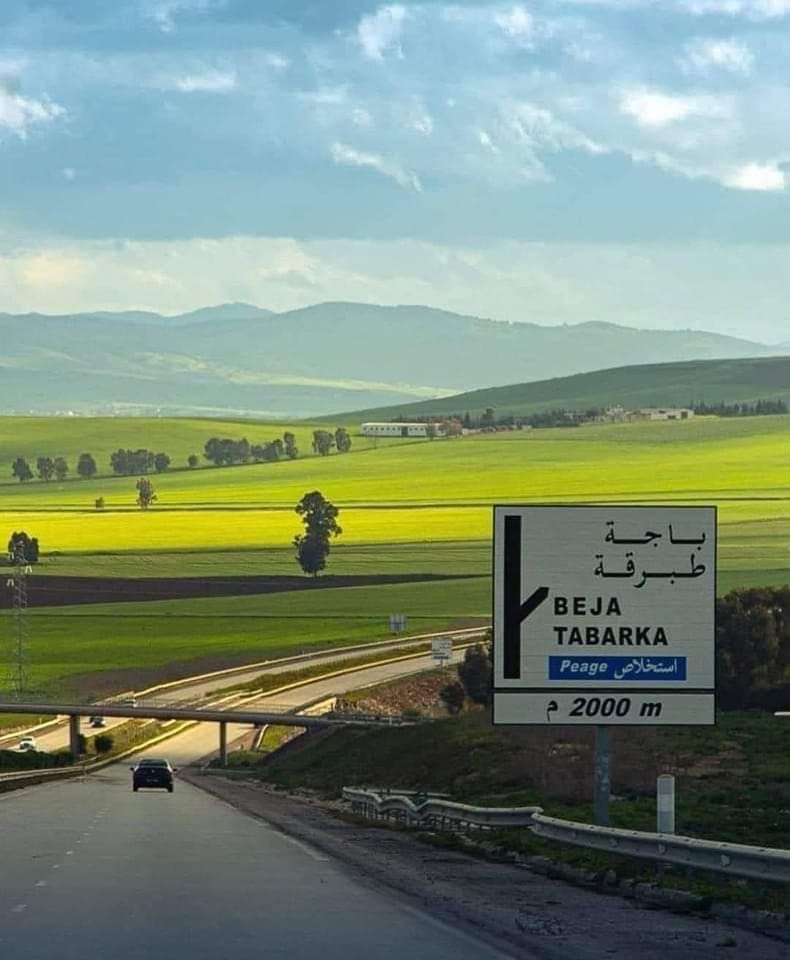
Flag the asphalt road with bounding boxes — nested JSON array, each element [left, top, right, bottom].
[[0, 767, 514, 960], [156, 650, 466, 768]]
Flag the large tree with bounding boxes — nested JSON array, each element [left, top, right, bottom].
[[77, 452, 97, 479], [153, 452, 171, 473], [135, 477, 157, 510], [11, 457, 33, 483], [283, 431, 298, 459], [312, 430, 335, 456], [334, 428, 352, 453], [36, 456, 55, 482], [293, 490, 342, 576], [7, 531, 39, 563], [53, 457, 68, 481]]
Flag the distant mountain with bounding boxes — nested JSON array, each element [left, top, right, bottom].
[[338, 356, 790, 422], [0, 301, 781, 418]]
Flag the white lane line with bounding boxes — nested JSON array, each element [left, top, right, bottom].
[[35, 881, 46, 888], [276, 832, 330, 863], [51, 865, 60, 870], [65, 850, 74, 856], [11, 904, 27, 913]]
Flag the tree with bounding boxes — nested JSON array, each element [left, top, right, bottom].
[[136, 477, 157, 510], [425, 422, 437, 440], [312, 430, 335, 456], [8, 531, 39, 564], [93, 734, 114, 754], [95, 497, 105, 511], [77, 453, 97, 479], [187, 454, 199, 469], [53, 457, 68, 481], [153, 452, 171, 473], [111, 449, 155, 475], [457, 642, 492, 705], [36, 456, 55, 482], [293, 490, 342, 576], [283, 431, 298, 459], [335, 427, 352, 453], [439, 682, 465, 715], [11, 457, 33, 483]]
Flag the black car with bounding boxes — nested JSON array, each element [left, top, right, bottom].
[[131, 758, 175, 793]]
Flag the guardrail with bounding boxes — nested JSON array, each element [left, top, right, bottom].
[[342, 788, 790, 885]]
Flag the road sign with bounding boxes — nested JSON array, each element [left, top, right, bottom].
[[389, 613, 408, 633], [493, 505, 716, 725], [432, 637, 453, 663]]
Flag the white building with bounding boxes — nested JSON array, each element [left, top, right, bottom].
[[635, 408, 694, 421], [361, 422, 440, 438]]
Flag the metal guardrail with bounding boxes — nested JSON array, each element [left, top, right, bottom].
[[0, 764, 85, 784], [343, 788, 790, 885]]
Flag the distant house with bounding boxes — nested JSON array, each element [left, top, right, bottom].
[[632, 407, 694, 422], [361, 422, 442, 438]]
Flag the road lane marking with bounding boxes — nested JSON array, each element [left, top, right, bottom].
[[11, 904, 27, 913], [51, 865, 60, 870], [276, 832, 330, 862], [35, 881, 46, 888], [65, 850, 74, 856]]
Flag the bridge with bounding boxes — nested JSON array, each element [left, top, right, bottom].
[[0, 700, 411, 765]]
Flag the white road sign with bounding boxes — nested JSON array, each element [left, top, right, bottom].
[[432, 638, 453, 662], [493, 505, 716, 726]]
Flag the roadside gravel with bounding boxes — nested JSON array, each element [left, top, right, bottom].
[[181, 771, 788, 960]]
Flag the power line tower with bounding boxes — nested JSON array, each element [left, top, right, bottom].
[[5, 542, 31, 699]]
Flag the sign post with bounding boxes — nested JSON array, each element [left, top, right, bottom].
[[431, 637, 453, 666], [493, 505, 716, 821]]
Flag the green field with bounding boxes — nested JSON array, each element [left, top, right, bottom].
[[1, 412, 789, 698], [3, 578, 489, 697], [341, 355, 790, 421]]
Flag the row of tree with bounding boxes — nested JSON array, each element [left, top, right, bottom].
[[312, 428, 352, 456], [11, 453, 99, 483], [203, 432, 298, 465], [110, 449, 171, 475], [691, 400, 788, 417]]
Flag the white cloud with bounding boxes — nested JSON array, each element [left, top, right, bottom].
[[682, 0, 790, 17], [171, 69, 237, 93], [265, 53, 290, 72], [330, 141, 422, 191], [619, 87, 728, 127], [722, 161, 786, 190], [145, 0, 223, 34], [478, 129, 499, 152], [682, 37, 754, 74], [0, 81, 65, 139], [495, 4, 536, 43], [357, 5, 408, 61], [62, 167, 77, 181], [506, 101, 607, 154], [352, 107, 374, 127]]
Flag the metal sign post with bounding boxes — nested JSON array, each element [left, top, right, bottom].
[[431, 637, 453, 666], [593, 726, 610, 826]]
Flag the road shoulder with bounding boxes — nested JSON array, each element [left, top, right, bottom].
[[179, 770, 788, 960]]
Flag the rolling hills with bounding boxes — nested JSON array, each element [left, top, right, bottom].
[[0, 302, 780, 418], [342, 356, 790, 421]]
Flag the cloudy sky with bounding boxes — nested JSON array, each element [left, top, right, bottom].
[[1, 0, 789, 342]]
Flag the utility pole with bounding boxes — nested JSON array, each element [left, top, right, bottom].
[[5, 541, 31, 698]]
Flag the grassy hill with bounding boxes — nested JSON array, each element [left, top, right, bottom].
[[340, 356, 790, 421], [0, 303, 779, 418]]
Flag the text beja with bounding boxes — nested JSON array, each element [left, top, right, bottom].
[[552, 596, 668, 646]]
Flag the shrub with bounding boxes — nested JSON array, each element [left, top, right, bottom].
[[93, 734, 114, 755]]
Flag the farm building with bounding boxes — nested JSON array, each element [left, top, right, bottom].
[[633, 408, 694, 421], [361, 422, 441, 438]]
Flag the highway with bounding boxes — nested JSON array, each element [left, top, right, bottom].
[[0, 766, 513, 960], [1, 648, 463, 760]]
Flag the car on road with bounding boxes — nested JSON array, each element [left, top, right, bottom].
[[88, 716, 106, 727], [131, 758, 175, 793], [18, 736, 37, 752]]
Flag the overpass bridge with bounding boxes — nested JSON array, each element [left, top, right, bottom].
[[0, 700, 411, 765]]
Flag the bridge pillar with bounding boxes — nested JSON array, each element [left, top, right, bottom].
[[69, 715, 81, 756], [219, 721, 227, 766]]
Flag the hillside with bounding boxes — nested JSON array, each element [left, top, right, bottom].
[[341, 356, 790, 421], [0, 302, 779, 418]]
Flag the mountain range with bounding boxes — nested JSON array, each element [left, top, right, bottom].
[[0, 301, 783, 418]]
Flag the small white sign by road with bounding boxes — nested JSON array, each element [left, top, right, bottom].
[[493, 505, 716, 725], [432, 637, 453, 664]]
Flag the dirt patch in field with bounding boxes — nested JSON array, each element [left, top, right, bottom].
[[1, 572, 477, 609]]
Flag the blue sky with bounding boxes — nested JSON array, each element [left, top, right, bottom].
[[1, 0, 789, 341]]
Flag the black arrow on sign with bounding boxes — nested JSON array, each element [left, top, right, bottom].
[[503, 514, 549, 680]]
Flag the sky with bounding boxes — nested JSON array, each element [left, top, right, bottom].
[[1, 0, 789, 342]]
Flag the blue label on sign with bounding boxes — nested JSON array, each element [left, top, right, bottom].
[[548, 656, 686, 681]]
